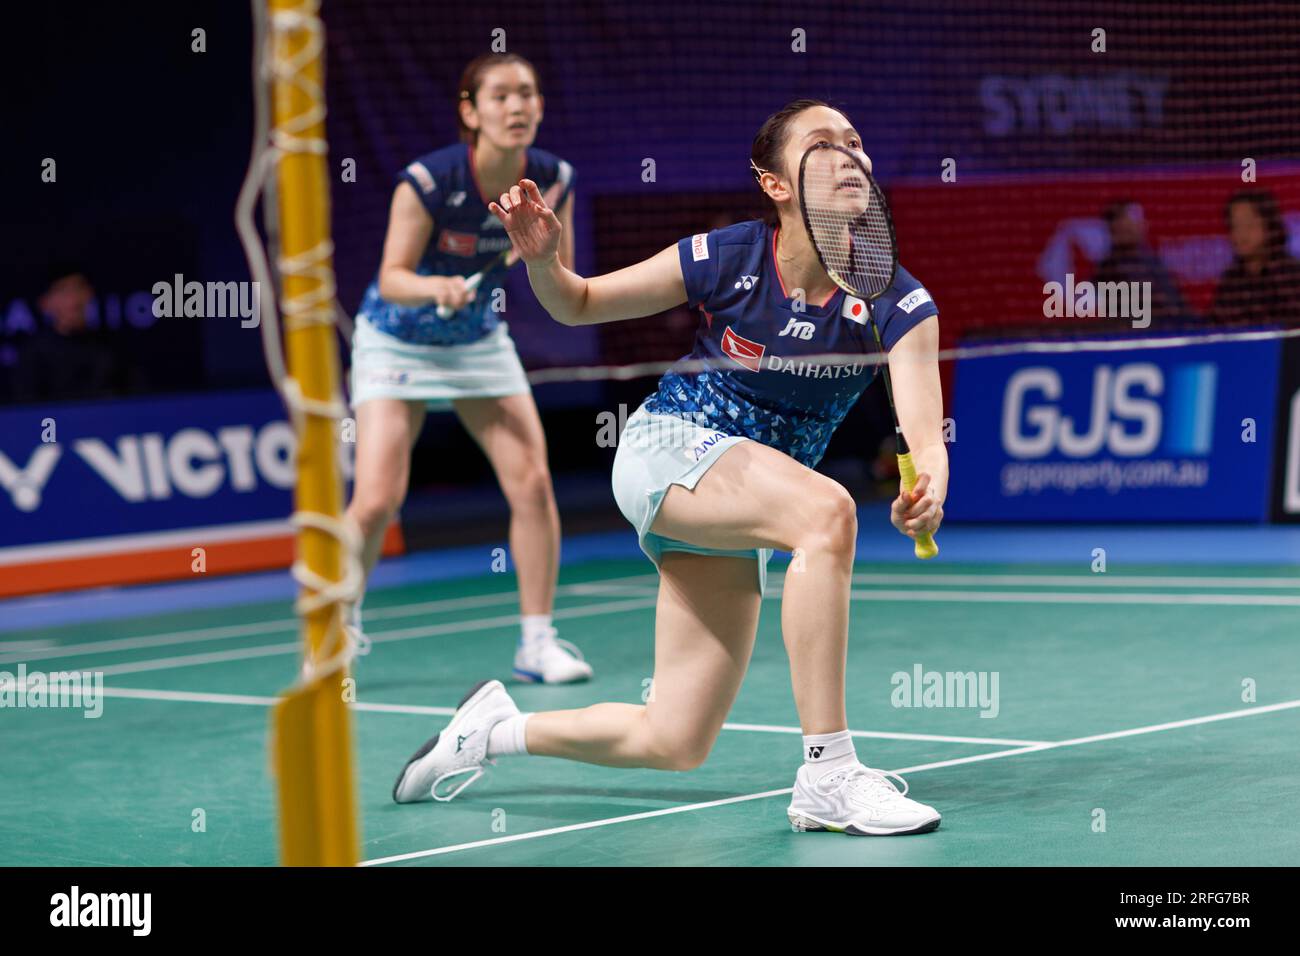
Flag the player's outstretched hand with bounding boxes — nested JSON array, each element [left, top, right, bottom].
[[891, 471, 944, 539], [489, 178, 562, 266]]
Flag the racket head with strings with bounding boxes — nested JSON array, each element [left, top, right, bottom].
[[797, 143, 937, 560], [796, 142, 899, 304]]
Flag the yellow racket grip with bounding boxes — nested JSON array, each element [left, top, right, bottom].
[[897, 452, 939, 560]]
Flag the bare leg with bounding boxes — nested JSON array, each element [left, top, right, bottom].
[[525, 550, 762, 769], [454, 393, 559, 616], [345, 398, 426, 579], [646, 442, 856, 735]]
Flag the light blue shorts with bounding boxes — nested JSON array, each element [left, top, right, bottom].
[[349, 314, 530, 410], [611, 402, 773, 594]]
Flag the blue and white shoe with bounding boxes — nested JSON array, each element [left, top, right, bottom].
[[787, 763, 941, 836], [512, 628, 593, 684], [392, 679, 519, 803]]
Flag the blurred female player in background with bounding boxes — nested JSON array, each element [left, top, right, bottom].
[[393, 101, 946, 834], [346, 53, 591, 684]]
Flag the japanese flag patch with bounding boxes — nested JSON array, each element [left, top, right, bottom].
[[841, 295, 869, 325]]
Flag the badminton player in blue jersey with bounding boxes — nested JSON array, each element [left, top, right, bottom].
[[393, 101, 947, 835], [345, 53, 592, 684]]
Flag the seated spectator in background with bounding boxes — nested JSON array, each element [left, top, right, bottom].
[[11, 265, 127, 402], [1093, 199, 1191, 328], [1208, 189, 1300, 326]]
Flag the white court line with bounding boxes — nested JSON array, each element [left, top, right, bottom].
[[847, 589, 1300, 607], [94, 686, 456, 716], [19, 585, 1295, 680], [720, 721, 1045, 747], [73, 596, 660, 679], [83, 686, 1042, 746], [363, 788, 798, 866], [843, 573, 1300, 590], [0, 574, 659, 666], [9, 572, 1287, 665], [362, 697, 1300, 866], [0, 640, 59, 652]]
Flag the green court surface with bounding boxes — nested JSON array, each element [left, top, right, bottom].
[[1, 558, 1298, 866]]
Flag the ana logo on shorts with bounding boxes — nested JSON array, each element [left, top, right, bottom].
[[721, 325, 766, 372], [687, 430, 729, 462]]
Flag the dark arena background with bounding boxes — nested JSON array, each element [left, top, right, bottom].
[[1, 0, 1297, 920]]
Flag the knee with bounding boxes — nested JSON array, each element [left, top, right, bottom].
[[644, 725, 713, 772], [348, 489, 402, 537], [800, 485, 858, 557], [503, 463, 553, 514]]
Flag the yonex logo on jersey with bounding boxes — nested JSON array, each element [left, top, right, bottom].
[[733, 275, 759, 290], [779, 318, 815, 340], [691, 233, 709, 262], [807, 746, 825, 759], [482, 212, 503, 230], [720, 325, 766, 371], [897, 289, 933, 314], [405, 162, 436, 195], [842, 295, 869, 325], [446, 191, 467, 207]]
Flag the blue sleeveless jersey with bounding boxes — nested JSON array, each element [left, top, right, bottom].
[[644, 220, 938, 468], [356, 142, 575, 345]]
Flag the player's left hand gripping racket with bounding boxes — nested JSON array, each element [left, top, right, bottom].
[[435, 178, 568, 319], [797, 142, 939, 560], [434, 248, 510, 319]]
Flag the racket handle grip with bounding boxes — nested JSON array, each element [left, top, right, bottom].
[[435, 272, 484, 319], [897, 452, 939, 560]]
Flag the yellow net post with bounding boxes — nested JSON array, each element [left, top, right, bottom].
[[263, 0, 360, 867]]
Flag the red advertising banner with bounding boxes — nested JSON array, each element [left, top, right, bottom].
[[889, 166, 1300, 343]]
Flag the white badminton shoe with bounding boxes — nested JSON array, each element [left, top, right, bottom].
[[512, 628, 593, 684], [392, 679, 519, 803], [343, 601, 371, 659], [787, 763, 942, 836]]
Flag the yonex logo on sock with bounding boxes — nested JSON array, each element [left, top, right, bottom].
[[807, 745, 825, 759]]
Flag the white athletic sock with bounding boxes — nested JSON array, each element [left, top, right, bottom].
[[520, 614, 553, 648], [803, 729, 857, 775], [487, 713, 532, 757]]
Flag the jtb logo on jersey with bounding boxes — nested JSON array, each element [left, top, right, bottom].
[[779, 318, 815, 340], [721, 325, 766, 371], [1002, 362, 1217, 459]]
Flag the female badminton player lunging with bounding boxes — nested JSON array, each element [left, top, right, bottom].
[[393, 100, 947, 835], [346, 53, 592, 684]]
